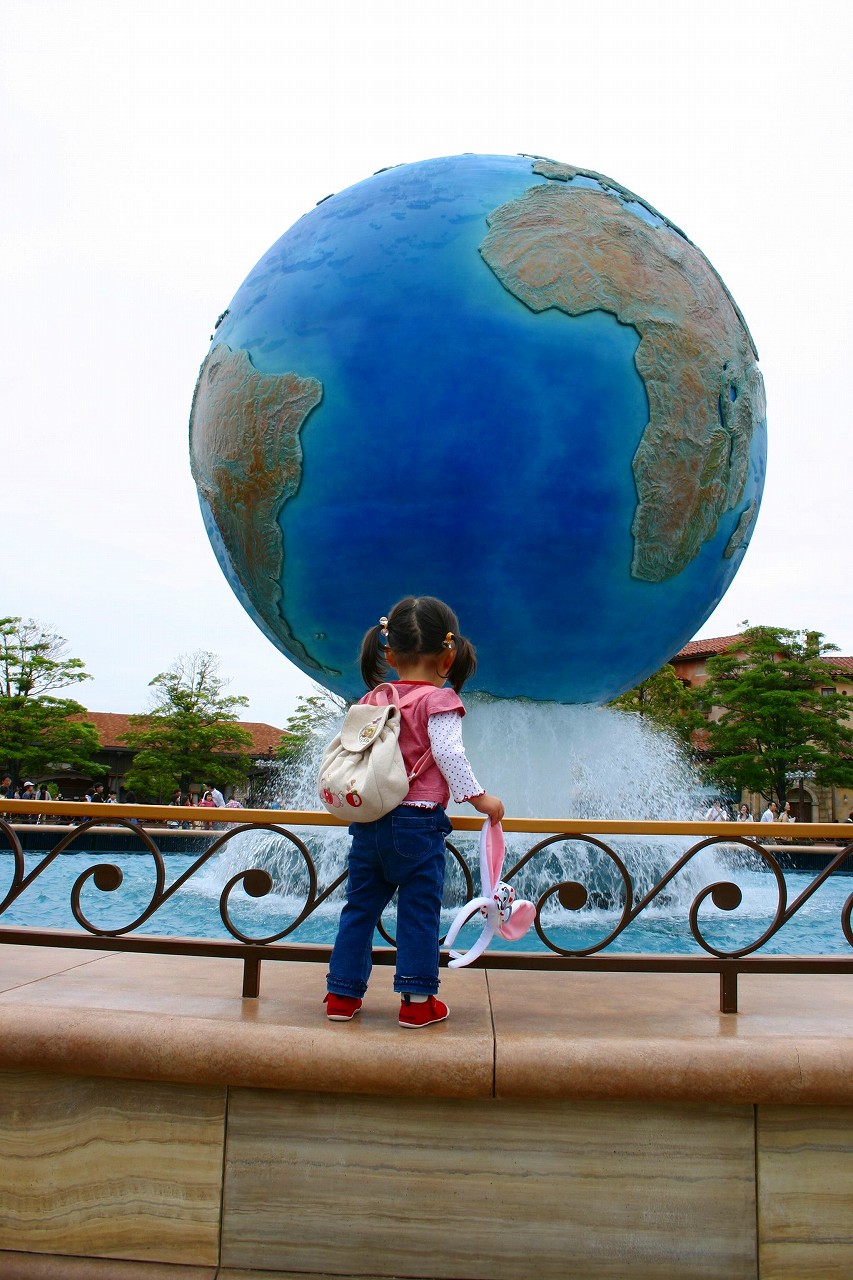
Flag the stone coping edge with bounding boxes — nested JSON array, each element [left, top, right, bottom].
[[3, 999, 853, 1106]]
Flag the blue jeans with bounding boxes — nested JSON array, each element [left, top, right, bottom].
[[327, 805, 451, 998]]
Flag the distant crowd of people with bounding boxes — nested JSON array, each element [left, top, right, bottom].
[[6, 777, 852, 831], [704, 798, 798, 823], [2, 778, 55, 806], [704, 797, 853, 825], [1, 776, 245, 827], [166, 783, 244, 829]]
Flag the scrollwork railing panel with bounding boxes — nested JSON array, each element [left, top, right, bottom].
[[3, 803, 853, 1011]]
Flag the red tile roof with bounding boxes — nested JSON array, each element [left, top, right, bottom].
[[672, 634, 744, 660], [825, 655, 853, 675], [74, 711, 288, 756], [673, 636, 853, 674]]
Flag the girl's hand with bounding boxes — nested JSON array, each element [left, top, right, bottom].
[[469, 792, 505, 825]]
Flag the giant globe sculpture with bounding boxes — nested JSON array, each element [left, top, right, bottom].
[[189, 153, 766, 703]]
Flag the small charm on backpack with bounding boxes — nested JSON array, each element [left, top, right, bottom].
[[321, 785, 343, 808], [358, 718, 381, 745]]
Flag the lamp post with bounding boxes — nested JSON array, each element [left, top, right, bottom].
[[785, 766, 816, 823]]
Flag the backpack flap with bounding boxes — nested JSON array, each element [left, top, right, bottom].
[[339, 703, 399, 753]]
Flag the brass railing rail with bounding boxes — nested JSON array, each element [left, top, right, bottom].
[[2, 800, 853, 1011]]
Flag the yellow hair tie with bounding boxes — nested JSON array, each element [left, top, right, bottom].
[[443, 632, 455, 650]]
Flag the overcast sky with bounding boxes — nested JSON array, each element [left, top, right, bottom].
[[3, 0, 851, 728]]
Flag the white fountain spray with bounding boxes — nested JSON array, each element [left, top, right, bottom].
[[456, 697, 704, 821]]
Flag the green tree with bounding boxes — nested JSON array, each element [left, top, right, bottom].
[[610, 663, 704, 745], [123, 651, 253, 802], [0, 616, 103, 784], [277, 690, 346, 765], [273, 688, 347, 803], [699, 626, 853, 804]]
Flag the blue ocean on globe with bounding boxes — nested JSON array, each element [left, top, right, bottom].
[[189, 153, 766, 702]]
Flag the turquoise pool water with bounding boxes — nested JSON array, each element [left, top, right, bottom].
[[2, 845, 851, 957]]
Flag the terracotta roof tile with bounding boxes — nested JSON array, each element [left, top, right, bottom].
[[672, 636, 853, 675], [672, 634, 744, 660], [824, 655, 853, 674]]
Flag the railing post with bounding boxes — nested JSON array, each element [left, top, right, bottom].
[[719, 965, 738, 1014], [242, 955, 262, 999]]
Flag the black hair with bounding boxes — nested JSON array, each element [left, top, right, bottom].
[[359, 595, 477, 693]]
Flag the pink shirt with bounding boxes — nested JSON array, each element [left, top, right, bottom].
[[359, 682, 476, 807]]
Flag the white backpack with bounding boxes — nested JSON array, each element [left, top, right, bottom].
[[317, 683, 433, 822]]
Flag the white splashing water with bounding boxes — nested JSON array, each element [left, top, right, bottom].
[[453, 697, 704, 821]]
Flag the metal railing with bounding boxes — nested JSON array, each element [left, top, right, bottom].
[[2, 799, 853, 1012]]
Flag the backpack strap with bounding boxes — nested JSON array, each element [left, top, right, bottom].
[[365, 682, 401, 708], [368, 682, 435, 712], [368, 683, 436, 782], [406, 746, 433, 783]]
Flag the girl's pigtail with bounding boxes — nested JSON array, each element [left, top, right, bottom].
[[359, 622, 389, 689], [447, 635, 477, 693]]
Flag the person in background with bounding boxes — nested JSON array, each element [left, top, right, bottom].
[[704, 798, 727, 821], [122, 789, 140, 825], [182, 791, 197, 829], [35, 783, 51, 823], [167, 787, 183, 828], [224, 795, 243, 829], [778, 800, 795, 823], [761, 800, 778, 822], [18, 781, 36, 823], [206, 782, 226, 808], [737, 803, 753, 821], [0, 775, 13, 822], [198, 790, 216, 830]]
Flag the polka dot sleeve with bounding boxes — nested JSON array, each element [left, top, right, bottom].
[[427, 711, 483, 804]]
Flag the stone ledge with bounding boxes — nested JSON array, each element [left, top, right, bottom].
[[0, 950, 494, 1099], [490, 969, 853, 1104], [2, 948, 853, 1104]]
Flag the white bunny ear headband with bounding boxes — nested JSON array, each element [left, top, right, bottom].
[[444, 821, 536, 968]]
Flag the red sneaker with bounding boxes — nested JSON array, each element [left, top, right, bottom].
[[324, 992, 363, 1021], [398, 994, 449, 1029]]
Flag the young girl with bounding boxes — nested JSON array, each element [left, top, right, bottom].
[[325, 596, 503, 1029]]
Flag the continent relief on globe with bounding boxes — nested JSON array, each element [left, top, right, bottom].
[[189, 343, 325, 671], [480, 159, 766, 581]]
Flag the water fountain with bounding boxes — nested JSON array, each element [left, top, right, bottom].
[[168, 697, 843, 960], [194, 700, 741, 951]]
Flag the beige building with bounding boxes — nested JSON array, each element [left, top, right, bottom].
[[671, 636, 853, 822]]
